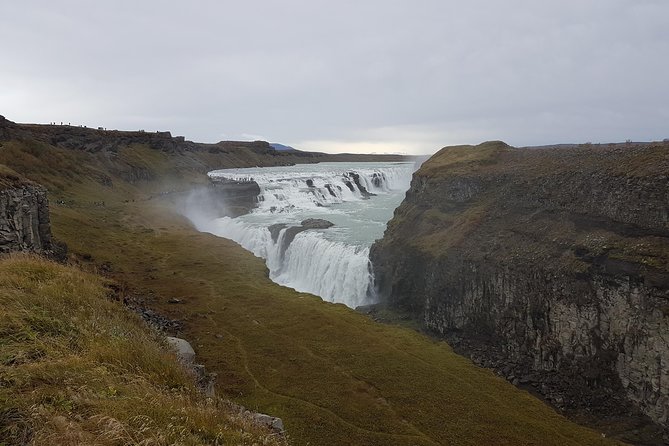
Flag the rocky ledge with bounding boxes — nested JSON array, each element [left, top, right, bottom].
[[269, 219, 335, 260], [370, 140, 669, 443]]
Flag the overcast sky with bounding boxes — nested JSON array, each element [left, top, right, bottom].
[[1, 1, 667, 154]]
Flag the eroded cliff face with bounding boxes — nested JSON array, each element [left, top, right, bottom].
[[0, 169, 53, 254], [370, 141, 669, 439]]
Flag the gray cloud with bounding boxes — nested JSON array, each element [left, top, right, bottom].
[[1, 0, 667, 154]]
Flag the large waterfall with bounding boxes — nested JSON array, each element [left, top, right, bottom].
[[193, 162, 414, 308]]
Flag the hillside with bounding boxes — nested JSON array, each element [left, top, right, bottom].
[[0, 255, 288, 445], [370, 140, 669, 444], [0, 121, 624, 445], [0, 115, 406, 184]]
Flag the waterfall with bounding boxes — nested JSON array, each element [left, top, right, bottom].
[[209, 163, 412, 213], [196, 162, 414, 307], [202, 217, 373, 307]]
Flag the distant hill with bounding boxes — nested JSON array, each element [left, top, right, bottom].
[[0, 116, 409, 184], [270, 143, 299, 152]]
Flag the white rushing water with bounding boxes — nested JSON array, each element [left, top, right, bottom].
[[194, 162, 414, 308]]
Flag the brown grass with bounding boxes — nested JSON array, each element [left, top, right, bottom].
[[0, 255, 288, 446]]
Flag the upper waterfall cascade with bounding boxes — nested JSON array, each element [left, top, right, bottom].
[[209, 163, 412, 212]]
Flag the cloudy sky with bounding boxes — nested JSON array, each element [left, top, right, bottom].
[[1, 1, 667, 154]]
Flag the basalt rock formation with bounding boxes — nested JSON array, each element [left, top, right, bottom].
[[0, 166, 53, 254], [370, 141, 669, 441]]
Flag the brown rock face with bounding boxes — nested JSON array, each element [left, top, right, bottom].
[[370, 141, 669, 441], [0, 183, 53, 254]]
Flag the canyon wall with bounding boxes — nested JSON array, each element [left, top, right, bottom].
[[370, 141, 669, 436], [0, 168, 52, 254]]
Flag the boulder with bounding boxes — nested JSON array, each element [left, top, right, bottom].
[[301, 218, 335, 229], [251, 413, 284, 432], [166, 336, 196, 363]]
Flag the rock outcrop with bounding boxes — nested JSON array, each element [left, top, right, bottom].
[[0, 166, 53, 254], [182, 180, 262, 219], [269, 219, 335, 260], [166, 336, 196, 363], [249, 412, 285, 433], [300, 218, 335, 230], [346, 171, 376, 198], [370, 141, 669, 441]]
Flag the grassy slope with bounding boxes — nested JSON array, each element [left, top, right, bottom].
[[1, 139, 621, 445], [386, 140, 669, 265], [0, 165, 34, 190], [0, 255, 287, 446]]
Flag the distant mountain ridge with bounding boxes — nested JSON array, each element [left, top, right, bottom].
[[270, 143, 299, 152]]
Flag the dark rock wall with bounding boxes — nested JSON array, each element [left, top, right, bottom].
[[370, 141, 669, 431], [177, 180, 262, 223], [406, 256, 667, 424], [0, 185, 52, 254]]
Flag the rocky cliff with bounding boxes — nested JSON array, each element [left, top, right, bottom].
[[370, 141, 669, 441], [180, 179, 263, 220], [0, 166, 52, 254]]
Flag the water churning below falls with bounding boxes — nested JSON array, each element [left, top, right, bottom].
[[198, 162, 414, 308]]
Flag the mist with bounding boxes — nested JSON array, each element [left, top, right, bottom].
[[176, 162, 414, 307], [175, 186, 231, 234]]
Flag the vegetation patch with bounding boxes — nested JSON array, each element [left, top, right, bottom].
[[0, 255, 287, 446]]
